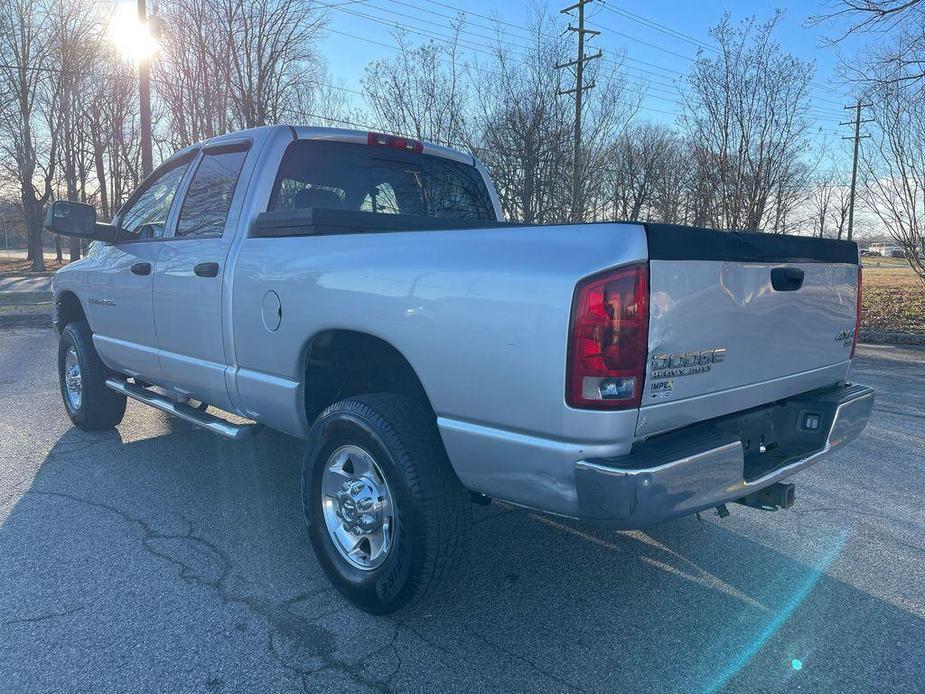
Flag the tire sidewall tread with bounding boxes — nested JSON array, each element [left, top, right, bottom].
[[58, 320, 126, 430], [302, 393, 471, 614]]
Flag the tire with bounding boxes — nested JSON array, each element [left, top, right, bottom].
[[302, 394, 471, 614], [57, 320, 127, 430]]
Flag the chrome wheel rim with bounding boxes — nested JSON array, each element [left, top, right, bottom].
[[321, 444, 395, 571], [64, 346, 82, 410]]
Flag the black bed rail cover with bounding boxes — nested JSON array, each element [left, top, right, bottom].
[[252, 208, 520, 238], [644, 223, 859, 264]]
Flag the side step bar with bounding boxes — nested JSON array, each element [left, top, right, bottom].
[[105, 378, 263, 441]]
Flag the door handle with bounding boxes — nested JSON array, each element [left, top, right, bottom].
[[130, 262, 151, 276], [194, 262, 220, 278], [771, 267, 804, 291]]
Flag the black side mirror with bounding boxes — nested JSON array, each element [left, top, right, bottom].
[[44, 201, 114, 242]]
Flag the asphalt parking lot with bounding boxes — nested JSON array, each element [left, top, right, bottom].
[[1, 329, 923, 693]]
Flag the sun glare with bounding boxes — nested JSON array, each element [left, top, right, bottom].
[[108, 2, 159, 64]]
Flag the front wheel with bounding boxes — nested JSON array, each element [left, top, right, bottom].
[[301, 394, 471, 614], [57, 320, 126, 430]]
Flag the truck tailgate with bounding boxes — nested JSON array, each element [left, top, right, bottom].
[[638, 225, 860, 438]]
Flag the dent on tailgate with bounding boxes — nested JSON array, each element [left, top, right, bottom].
[[638, 225, 860, 436]]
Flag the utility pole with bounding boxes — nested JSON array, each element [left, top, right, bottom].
[[556, 0, 601, 223], [138, 0, 153, 177], [840, 99, 872, 241]]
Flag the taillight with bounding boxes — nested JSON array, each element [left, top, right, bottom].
[[567, 263, 649, 410], [851, 265, 862, 358], [367, 131, 424, 154]]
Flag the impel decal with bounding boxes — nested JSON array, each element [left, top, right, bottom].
[[649, 379, 673, 400]]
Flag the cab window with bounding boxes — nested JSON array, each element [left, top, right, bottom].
[[269, 140, 495, 220], [118, 158, 191, 240]]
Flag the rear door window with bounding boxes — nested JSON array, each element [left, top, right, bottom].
[[269, 140, 495, 220], [175, 146, 249, 238]]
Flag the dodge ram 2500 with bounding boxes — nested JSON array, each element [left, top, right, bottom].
[[46, 125, 873, 613]]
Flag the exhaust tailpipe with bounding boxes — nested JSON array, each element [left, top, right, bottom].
[[734, 482, 795, 511]]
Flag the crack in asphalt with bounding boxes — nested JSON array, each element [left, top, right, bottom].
[[1, 605, 83, 628], [19, 489, 447, 693], [23, 490, 395, 691], [15, 485, 586, 693]]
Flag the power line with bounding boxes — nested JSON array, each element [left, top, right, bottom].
[[594, 0, 849, 104], [325, 0, 850, 121], [598, 1, 717, 52]]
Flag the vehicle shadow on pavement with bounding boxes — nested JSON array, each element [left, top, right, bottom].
[[1, 422, 922, 693]]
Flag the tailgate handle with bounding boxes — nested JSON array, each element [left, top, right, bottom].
[[771, 267, 804, 291]]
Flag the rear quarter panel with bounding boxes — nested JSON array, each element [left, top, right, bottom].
[[230, 223, 648, 442], [230, 222, 648, 516]]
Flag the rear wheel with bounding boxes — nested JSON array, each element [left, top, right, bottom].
[[301, 394, 471, 614], [57, 321, 126, 430]]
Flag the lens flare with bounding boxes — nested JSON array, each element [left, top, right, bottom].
[[108, 2, 159, 64], [703, 530, 848, 693]]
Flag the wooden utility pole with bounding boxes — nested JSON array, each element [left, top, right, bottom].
[[138, 0, 153, 177], [840, 99, 872, 242], [556, 0, 601, 223]]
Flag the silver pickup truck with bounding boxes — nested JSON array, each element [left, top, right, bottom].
[[47, 125, 873, 613]]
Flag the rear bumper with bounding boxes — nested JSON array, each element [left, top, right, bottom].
[[575, 383, 873, 528]]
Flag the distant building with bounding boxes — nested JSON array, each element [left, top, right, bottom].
[[868, 242, 906, 258]]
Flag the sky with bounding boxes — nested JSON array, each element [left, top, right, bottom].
[[317, 0, 872, 151]]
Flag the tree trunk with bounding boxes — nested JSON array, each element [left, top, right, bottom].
[[27, 211, 45, 272]]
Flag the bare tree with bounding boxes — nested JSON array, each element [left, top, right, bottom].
[[832, 178, 852, 239], [362, 21, 469, 146], [469, 7, 637, 223], [860, 78, 925, 282], [154, 0, 326, 148], [681, 12, 815, 231], [608, 123, 680, 221], [48, 0, 102, 261], [575, 54, 639, 222], [810, 1, 925, 92], [468, 10, 572, 222], [808, 171, 837, 238], [0, 0, 61, 271]]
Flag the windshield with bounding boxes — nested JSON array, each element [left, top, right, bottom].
[[269, 140, 495, 221]]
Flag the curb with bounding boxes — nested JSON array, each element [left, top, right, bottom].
[[0, 314, 52, 329], [0, 272, 55, 279], [860, 331, 925, 346]]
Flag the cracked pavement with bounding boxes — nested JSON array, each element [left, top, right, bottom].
[[0, 329, 923, 693]]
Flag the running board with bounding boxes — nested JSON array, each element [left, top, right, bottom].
[[105, 378, 263, 441]]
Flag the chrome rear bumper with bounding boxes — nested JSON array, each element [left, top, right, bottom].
[[575, 384, 874, 528]]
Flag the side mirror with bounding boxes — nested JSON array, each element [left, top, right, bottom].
[[44, 201, 113, 242]]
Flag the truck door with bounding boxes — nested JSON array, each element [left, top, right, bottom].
[[87, 155, 193, 383], [152, 142, 250, 411]]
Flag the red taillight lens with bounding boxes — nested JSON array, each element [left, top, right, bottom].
[[367, 131, 424, 154], [567, 263, 649, 410], [851, 265, 862, 358]]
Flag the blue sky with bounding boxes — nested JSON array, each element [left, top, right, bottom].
[[318, 0, 870, 146]]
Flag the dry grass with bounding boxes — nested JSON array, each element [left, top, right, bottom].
[[0, 257, 69, 273], [862, 258, 925, 335]]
